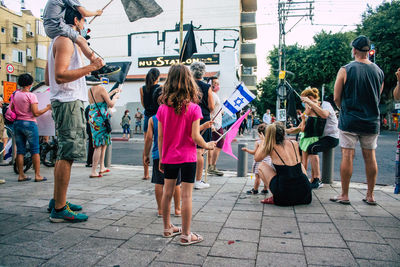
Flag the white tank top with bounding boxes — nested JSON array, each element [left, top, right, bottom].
[[48, 36, 88, 102]]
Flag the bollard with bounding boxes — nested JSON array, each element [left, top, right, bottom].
[[104, 144, 112, 168], [321, 148, 334, 184], [237, 143, 248, 177], [252, 129, 256, 139]]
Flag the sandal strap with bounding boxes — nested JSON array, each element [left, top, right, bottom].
[[181, 232, 200, 242], [164, 224, 181, 235]]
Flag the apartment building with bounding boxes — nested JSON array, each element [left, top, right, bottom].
[[0, 5, 50, 95]]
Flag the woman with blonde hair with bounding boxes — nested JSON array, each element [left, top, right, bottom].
[[255, 122, 312, 206]]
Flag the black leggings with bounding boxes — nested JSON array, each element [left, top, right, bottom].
[[307, 136, 339, 155]]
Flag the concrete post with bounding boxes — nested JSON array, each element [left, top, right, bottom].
[[321, 148, 334, 184], [252, 129, 256, 139], [237, 143, 248, 177], [104, 144, 112, 168]]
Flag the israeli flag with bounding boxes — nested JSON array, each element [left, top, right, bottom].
[[223, 84, 256, 116]]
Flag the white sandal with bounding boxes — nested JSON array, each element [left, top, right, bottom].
[[162, 224, 182, 238], [180, 232, 204, 246]]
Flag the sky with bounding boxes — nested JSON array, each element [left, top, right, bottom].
[[3, 0, 386, 80]]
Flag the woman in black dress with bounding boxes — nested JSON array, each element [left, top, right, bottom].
[[255, 122, 312, 206]]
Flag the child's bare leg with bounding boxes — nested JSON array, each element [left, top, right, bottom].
[[254, 174, 261, 190], [173, 185, 181, 216], [76, 35, 96, 62], [302, 151, 309, 171]]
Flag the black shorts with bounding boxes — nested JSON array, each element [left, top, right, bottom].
[[307, 136, 339, 155], [164, 162, 197, 183], [152, 159, 181, 185], [197, 118, 211, 149]]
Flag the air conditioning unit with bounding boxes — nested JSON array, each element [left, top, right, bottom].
[[27, 55, 33, 61], [26, 31, 34, 37], [12, 37, 19, 43]]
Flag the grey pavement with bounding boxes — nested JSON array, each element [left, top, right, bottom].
[[0, 164, 399, 266]]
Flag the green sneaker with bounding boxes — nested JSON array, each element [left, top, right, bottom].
[[49, 206, 88, 223], [47, 199, 82, 213]]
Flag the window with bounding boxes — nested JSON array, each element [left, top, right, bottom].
[[8, 75, 17, 83], [1, 54, 5, 60], [36, 44, 47, 60], [1, 27, 5, 33], [26, 23, 31, 32], [35, 67, 45, 82], [26, 48, 31, 56], [36, 20, 46, 36], [12, 25, 23, 40], [12, 49, 24, 63]]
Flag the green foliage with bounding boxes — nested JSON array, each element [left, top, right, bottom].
[[254, 74, 277, 115], [357, 1, 400, 99]]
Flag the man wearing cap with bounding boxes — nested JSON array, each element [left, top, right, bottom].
[[332, 35, 384, 205]]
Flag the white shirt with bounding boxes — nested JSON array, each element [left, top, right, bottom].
[[263, 113, 271, 124], [321, 101, 339, 138], [48, 36, 88, 102], [211, 91, 222, 130]]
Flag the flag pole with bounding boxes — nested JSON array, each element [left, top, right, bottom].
[[179, 0, 184, 52], [89, 0, 114, 24]]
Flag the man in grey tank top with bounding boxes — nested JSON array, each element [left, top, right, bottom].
[[332, 35, 384, 205]]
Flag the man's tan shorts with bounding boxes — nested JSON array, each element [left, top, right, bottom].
[[339, 130, 378, 150]]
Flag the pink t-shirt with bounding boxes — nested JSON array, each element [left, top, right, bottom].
[[156, 103, 203, 164], [13, 91, 38, 122]]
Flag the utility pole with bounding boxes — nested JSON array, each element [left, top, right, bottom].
[[276, 0, 314, 118]]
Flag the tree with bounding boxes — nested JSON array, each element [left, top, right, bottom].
[[357, 1, 400, 99]]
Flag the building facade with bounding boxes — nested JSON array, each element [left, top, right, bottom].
[[0, 5, 49, 95], [85, 0, 257, 129]]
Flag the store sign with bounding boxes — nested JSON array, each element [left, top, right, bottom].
[[3, 81, 17, 103], [138, 54, 220, 68]]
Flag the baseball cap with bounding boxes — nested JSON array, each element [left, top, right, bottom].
[[351, 35, 370, 52]]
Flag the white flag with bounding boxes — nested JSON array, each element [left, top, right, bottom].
[[223, 84, 256, 116]]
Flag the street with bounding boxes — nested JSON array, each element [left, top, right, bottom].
[[111, 130, 398, 186]]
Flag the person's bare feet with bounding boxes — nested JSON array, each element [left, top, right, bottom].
[[174, 209, 181, 217]]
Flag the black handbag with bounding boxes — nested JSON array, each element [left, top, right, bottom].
[[303, 116, 326, 138], [90, 88, 112, 133]]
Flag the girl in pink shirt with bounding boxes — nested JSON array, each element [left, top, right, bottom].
[[157, 64, 215, 245]]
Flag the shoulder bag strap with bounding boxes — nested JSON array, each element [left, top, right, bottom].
[[90, 88, 107, 121]]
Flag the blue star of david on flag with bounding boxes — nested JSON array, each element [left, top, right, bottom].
[[223, 84, 256, 116]]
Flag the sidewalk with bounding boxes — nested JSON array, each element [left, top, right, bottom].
[[0, 164, 399, 266]]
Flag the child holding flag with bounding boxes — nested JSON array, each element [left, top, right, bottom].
[[156, 64, 215, 245], [242, 123, 271, 194]]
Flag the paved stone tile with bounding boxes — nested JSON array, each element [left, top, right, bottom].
[[298, 222, 339, 234], [122, 234, 171, 252], [91, 225, 139, 240], [109, 201, 144, 211], [225, 218, 261, 230], [217, 228, 260, 243], [199, 205, 233, 214], [326, 211, 363, 220], [294, 204, 326, 214], [256, 252, 307, 267], [229, 210, 262, 221], [304, 247, 357, 266], [90, 208, 127, 220], [0, 219, 32, 235], [261, 217, 300, 239], [128, 207, 160, 218], [353, 206, 394, 217], [209, 240, 257, 260], [190, 221, 224, 233], [156, 244, 210, 265], [364, 216, 400, 228], [374, 226, 400, 239], [81, 203, 107, 213], [347, 242, 400, 261], [89, 197, 122, 205], [333, 219, 374, 230], [68, 217, 115, 231], [150, 261, 200, 267], [263, 205, 295, 217], [0, 213, 15, 221], [258, 237, 303, 254], [67, 237, 124, 256], [97, 248, 158, 266], [24, 220, 68, 233], [323, 203, 357, 212], [203, 256, 255, 267], [356, 259, 399, 267], [0, 255, 45, 266], [4, 241, 62, 260], [301, 232, 347, 248], [193, 211, 229, 223], [385, 238, 400, 252], [0, 229, 48, 245], [233, 203, 263, 212], [113, 215, 156, 228], [39, 227, 96, 252], [296, 213, 332, 223], [339, 229, 387, 244]]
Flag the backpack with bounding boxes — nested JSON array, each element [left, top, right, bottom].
[[4, 91, 17, 124]]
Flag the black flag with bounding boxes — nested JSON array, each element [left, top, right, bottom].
[[121, 0, 163, 22], [179, 23, 197, 62]]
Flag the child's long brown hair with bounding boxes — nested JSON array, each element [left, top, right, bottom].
[[161, 64, 201, 114]]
